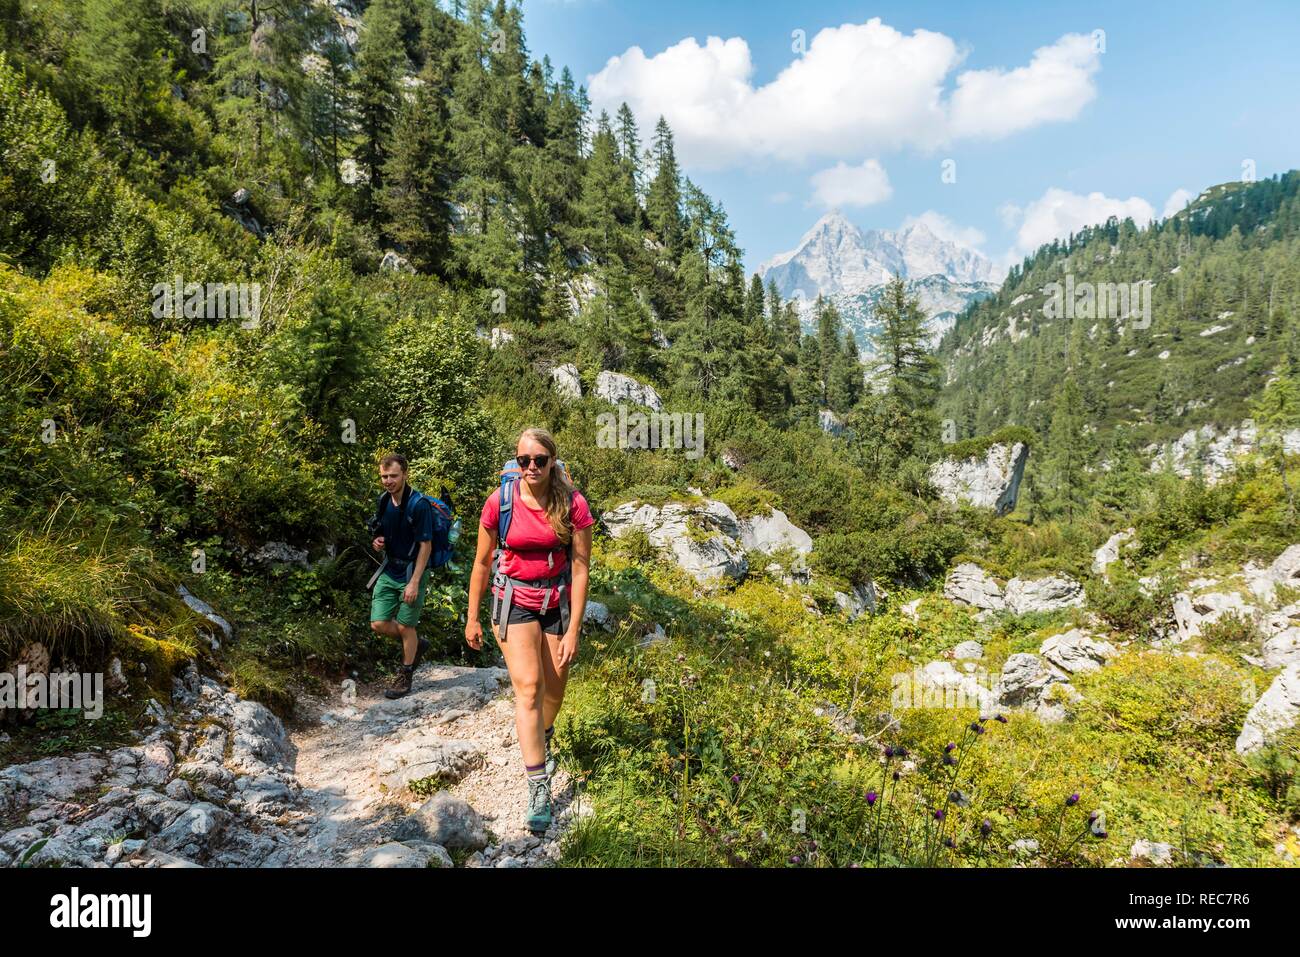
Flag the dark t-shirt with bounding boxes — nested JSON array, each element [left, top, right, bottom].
[[379, 485, 433, 580]]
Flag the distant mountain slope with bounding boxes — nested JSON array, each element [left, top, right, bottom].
[[935, 173, 1300, 460], [757, 211, 1000, 351]]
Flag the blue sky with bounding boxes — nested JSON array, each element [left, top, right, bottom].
[[520, 0, 1300, 275]]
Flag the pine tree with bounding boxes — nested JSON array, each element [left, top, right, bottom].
[[380, 58, 454, 274], [354, 0, 407, 221], [646, 116, 684, 254]]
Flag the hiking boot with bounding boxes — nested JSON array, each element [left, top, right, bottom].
[[384, 666, 413, 699], [526, 778, 553, 834]]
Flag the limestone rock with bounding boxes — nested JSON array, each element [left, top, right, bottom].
[[550, 363, 582, 400], [1092, 528, 1135, 574], [594, 371, 662, 411], [736, 508, 813, 555], [943, 563, 1004, 611], [929, 441, 1028, 515], [1236, 664, 1300, 755], [1004, 574, 1084, 615], [602, 499, 748, 584], [393, 792, 489, 850], [1039, 629, 1115, 674]]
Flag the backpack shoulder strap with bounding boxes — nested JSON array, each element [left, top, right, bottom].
[[498, 478, 519, 547]]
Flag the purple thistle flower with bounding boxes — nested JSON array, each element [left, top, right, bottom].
[[969, 722, 985, 734], [934, 809, 945, 821], [892, 770, 901, 781], [1088, 810, 1099, 822], [944, 837, 956, 849], [884, 745, 895, 758], [994, 713, 1008, 723], [866, 791, 878, 806], [1065, 792, 1079, 806], [944, 742, 957, 753], [731, 774, 741, 784], [790, 855, 801, 864], [894, 746, 909, 758], [980, 819, 993, 836], [943, 754, 957, 766]]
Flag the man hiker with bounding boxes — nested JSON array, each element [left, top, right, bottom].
[[369, 453, 434, 699]]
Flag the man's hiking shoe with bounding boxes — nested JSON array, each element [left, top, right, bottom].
[[526, 778, 553, 833], [384, 666, 413, 700]]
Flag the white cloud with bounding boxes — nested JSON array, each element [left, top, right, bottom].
[[1001, 187, 1156, 262], [768, 191, 792, 204], [900, 210, 986, 249], [1162, 188, 1194, 218], [587, 20, 1102, 170], [809, 159, 893, 208], [948, 33, 1101, 139]]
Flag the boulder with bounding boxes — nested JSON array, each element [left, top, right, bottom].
[[1236, 664, 1300, 755], [176, 585, 233, 642], [943, 563, 1005, 611], [550, 363, 582, 400], [379, 250, 414, 273], [148, 802, 229, 858], [906, 661, 996, 711], [1092, 528, 1135, 574], [995, 654, 1075, 722], [489, 327, 514, 350], [952, 641, 984, 661], [594, 371, 662, 411], [393, 792, 489, 850], [602, 499, 748, 585], [1172, 591, 1253, 643], [833, 582, 879, 621], [360, 842, 440, 868], [1039, 629, 1115, 674], [1004, 574, 1084, 615], [229, 700, 291, 773], [376, 735, 482, 790], [928, 441, 1028, 515], [1261, 626, 1300, 669], [736, 508, 813, 555], [583, 601, 614, 631], [1130, 839, 1176, 866]]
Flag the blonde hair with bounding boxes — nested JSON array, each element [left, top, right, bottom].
[[518, 427, 575, 544]]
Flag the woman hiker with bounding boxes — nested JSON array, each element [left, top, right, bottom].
[[465, 428, 593, 834]]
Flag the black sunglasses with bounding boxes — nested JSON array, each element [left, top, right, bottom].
[[517, 454, 551, 469]]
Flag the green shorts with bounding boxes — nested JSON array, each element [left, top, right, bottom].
[[370, 569, 431, 628]]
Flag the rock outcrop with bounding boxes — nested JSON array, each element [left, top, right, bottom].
[[1236, 664, 1300, 755], [942, 564, 1083, 615], [594, 371, 662, 411], [929, 441, 1028, 515], [736, 508, 814, 555], [550, 363, 582, 400], [602, 498, 747, 584]]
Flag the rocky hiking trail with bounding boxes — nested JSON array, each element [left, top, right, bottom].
[[0, 660, 585, 869]]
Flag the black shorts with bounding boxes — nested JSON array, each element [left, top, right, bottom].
[[502, 603, 565, 636]]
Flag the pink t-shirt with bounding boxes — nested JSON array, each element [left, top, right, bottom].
[[481, 485, 594, 610]]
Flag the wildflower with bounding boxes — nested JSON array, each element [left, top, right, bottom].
[[884, 745, 895, 759], [980, 819, 993, 836], [944, 742, 956, 753], [865, 791, 878, 806], [993, 713, 1008, 723], [731, 774, 741, 784], [944, 837, 956, 849], [934, 809, 945, 821], [894, 746, 909, 758], [943, 754, 957, 766], [1065, 792, 1079, 806], [892, 770, 901, 781], [949, 790, 971, 807], [969, 722, 985, 735], [790, 855, 801, 864]]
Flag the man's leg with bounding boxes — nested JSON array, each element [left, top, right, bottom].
[[397, 624, 419, 666], [370, 618, 400, 638]]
